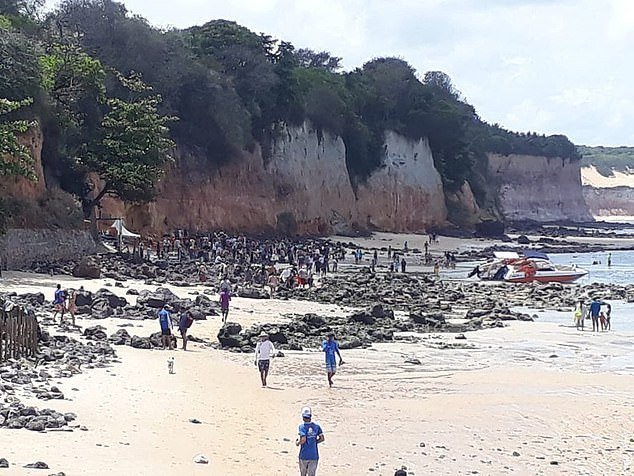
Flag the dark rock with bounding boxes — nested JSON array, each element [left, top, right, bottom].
[[90, 299, 113, 319], [23, 462, 49, 469], [126, 289, 140, 296], [72, 257, 101, 279], [409, 311, 445, 327], [83, 326, 108, 341], [26, 420, 46, 432], [516, 235, 531, 245], [137, 287, 179, 309], [109, 329, 131, 346], [475, 219, 505, 237], [349, 311, 376, 325], [74, 290, 93, 307], [130, 336, 151, 349], [237, 287, 270, 299], [370, 304, 393, 319], [94, 289, 128, 308], [0, 458, 7, 468]]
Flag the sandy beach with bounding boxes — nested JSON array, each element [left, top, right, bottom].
[[2, 251, 634, 476]]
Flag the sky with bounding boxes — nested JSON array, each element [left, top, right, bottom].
[[61, 0, 634, 146]]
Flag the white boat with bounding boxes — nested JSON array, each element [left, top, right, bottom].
[[470, 251, 588, 284]]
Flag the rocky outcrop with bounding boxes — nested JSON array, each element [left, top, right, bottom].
[[487, 154, 591, 222], [102, 123, 448, 235]]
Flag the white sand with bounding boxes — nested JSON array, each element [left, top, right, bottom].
[[2, 239, 634, 474], [582, 165, 634, 188]]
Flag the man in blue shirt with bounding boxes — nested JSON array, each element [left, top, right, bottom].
[[158, 305, 173, 350], [589, 298, 602, 333], [52, 284, 66, 324], [321, 333, 344, 388], [296, 406, 324, 476]]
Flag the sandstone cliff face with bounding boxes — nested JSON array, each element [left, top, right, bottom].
[[583, 186, 634, 217], [356, 132, 446, 231], [104, 123, 448, 235], [487, 153, 591, 222]]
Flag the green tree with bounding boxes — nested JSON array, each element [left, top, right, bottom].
[[81, 74, 175, 229], [0, 97, 36, 179]]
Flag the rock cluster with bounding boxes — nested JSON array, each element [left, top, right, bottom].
[[0, 402, 76, 432], [216, 304, 507, 352]]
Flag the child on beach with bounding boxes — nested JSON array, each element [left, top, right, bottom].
[[573, 300, 584, 330]]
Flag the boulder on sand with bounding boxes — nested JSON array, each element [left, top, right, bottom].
[[217, 322, 244, 348], [237, 287, 270, 300], [72, 257, 101, 279]]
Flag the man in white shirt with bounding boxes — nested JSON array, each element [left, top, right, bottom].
[[255, 331, 276, 387]]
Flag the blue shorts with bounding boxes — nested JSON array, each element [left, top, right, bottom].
[[326, 361, 336, 373]]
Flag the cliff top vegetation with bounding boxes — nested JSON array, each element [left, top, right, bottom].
[[579, 145, 634, 176], [1, 0, 580, 219]]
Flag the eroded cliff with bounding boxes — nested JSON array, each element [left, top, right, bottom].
[[102, 123, 448, 235], [487, 153, 591, 223]]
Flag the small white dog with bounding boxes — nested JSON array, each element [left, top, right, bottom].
[[167, 356, 175, 374]]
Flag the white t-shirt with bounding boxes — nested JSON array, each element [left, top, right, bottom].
[[255, 340, 276, 361]]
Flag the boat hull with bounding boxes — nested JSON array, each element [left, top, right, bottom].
[[505, 272, 587, 284]]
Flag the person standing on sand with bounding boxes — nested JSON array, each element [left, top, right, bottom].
[[322, 333, 344, 388], [219, 289, 231, 323], [296, 406, 324, 476], [67, 289, 77, 326], [573, 300, 585, 331], [158, 305, 173, 350], [52, 284, 66, 324], [589, 298, 601, 332], [255, 332, 275, 387], [401, 257, 407, 273], [605, 303, 612, 330], [178, 310, 194, 350]]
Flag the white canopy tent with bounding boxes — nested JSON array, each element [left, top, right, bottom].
[[110, 219, 140, 240]]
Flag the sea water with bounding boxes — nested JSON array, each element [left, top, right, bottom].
[[550, 250, 634, 286]]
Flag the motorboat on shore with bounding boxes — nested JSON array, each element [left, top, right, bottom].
[[469, 251, 588, 284]]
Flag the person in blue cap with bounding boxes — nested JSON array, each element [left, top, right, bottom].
[[296, 406, 324, 476]]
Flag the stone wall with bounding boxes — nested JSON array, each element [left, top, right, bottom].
[[0, 229, 97, 269]]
